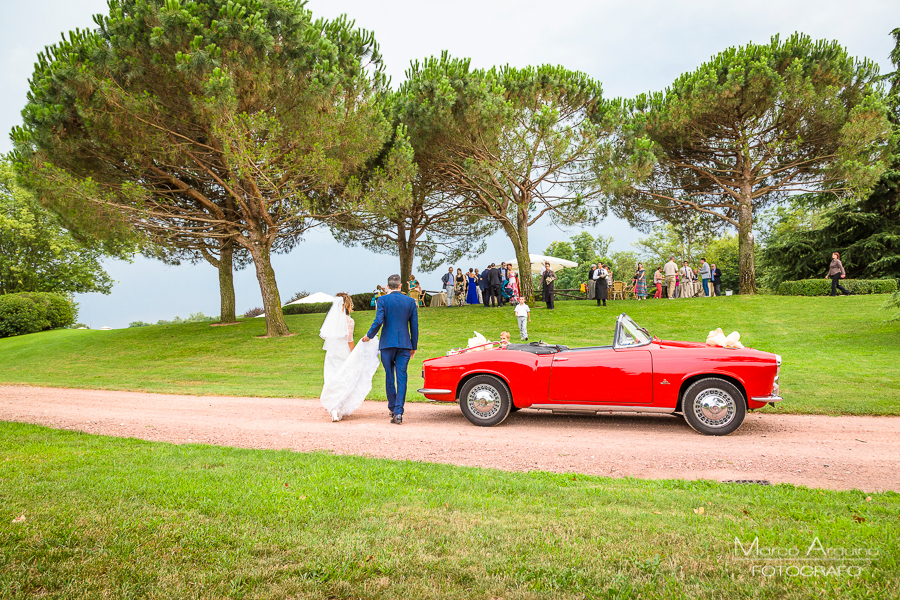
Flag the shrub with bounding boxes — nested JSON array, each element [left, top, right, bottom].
[[350, 293, 375, 312], [777, 279, 899, 296], [243, 307, 264, 318], [0, 295, 48, 337], [282, 302, 332, 315], [129, 321, 151, 327], [287, 290, 309, 303], [19, 292, 76, 329], [156, 314, 215, 325], [0, 292, 76, 338]]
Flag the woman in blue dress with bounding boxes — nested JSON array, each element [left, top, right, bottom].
[[465, 269, 479, 305]]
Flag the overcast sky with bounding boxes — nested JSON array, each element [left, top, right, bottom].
[[1, 0, 897, 327]]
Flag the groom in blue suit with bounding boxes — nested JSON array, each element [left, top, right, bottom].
[[362, 274, 418, 424]]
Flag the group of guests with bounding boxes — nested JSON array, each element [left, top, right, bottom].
[[441, 263, 522, 307], [586, 261, 652, 307], [584, 257, 723, 305], [658, 256, 722, 299]]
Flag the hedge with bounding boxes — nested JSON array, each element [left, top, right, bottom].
[[282, 302, 332, 315], [281, 292, 431, 315], [777, 279, 899, 296], [350, 293, 375, 312], [0, 292, 77, 338]]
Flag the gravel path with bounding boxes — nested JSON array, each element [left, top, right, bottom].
[[2, 385, 898, 492]]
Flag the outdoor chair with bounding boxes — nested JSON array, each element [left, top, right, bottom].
[[612, 281, 625, 300], [409, 289, 425, 307]]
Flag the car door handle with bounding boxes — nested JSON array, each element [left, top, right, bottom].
[[554, 358, 569, 362]]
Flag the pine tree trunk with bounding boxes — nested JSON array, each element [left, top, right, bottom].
[[248, 242, 290, 337], [218, 239, 237, 324], [737, 189, 757, 295], [399, 243, 415, 295], [397, 223, 415, 294], [507, 204, 534, 304]]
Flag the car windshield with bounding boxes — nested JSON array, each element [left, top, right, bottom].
[[616, 315, 652, 347]]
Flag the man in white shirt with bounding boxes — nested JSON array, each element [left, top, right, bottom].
[[514, 297, 532, 340], [679, 261, 695, 298], [699, 258, 712, 297], [663, 256, 678, 299]]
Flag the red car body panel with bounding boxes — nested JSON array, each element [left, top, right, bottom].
[[421, 325, 779, 413]]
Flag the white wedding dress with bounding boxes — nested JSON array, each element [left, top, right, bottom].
[[319, 299, 380, 421]]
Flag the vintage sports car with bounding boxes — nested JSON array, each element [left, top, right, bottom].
[[418, 313, 781, 435]]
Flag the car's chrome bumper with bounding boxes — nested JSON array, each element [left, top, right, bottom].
[[751, 395, 783, 403], [418, 388, 453, 395]]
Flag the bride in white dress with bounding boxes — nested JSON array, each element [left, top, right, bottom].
[[319, 293, 380, 422]]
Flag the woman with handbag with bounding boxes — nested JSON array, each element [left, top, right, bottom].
[[540, 262, 556, 310]]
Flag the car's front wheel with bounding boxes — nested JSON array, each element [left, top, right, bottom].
[[459, 375, 512, 427], [682, 378, 746, 436]]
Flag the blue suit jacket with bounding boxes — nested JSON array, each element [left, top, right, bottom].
[[366, 291, 418, 350]]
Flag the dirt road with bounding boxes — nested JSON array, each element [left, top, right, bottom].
[[2, 385, 897, 492]]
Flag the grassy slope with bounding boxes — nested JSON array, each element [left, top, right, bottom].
[[0, 295, 898, 415], [1, 423, 897, 599]]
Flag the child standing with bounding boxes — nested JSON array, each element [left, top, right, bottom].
[[514, 297, 531, 341]]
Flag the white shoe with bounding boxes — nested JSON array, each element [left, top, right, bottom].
[[331, 409, 340, 422]]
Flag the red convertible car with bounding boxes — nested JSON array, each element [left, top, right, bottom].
[[418, 313, 781, 435]]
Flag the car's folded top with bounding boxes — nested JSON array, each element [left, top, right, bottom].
[[505, 342, 569, 355]]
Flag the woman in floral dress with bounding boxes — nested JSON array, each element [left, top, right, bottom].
[[454, 268, 466, 307], [632, 263, 647, 300]]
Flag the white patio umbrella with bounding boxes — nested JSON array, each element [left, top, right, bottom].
[[506, 253, 578, 274], [284, 291, 335, 306]]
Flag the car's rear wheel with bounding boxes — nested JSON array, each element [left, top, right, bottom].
[[459, 375, 512, 427], [682, 378, 746, 436]]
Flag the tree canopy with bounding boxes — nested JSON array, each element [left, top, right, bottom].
[[761, 29, 900, 285], [610, 33, 894, 294], [12, 0, 407, 336], [330, 100, 491, 292], [0, 157, 115, 296], [394, 54, 638, 302]]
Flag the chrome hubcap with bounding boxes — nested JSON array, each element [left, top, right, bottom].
[[694, 388, 736, 428], [467, 384, 501, 419]]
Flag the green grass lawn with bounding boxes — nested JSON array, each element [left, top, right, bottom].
[[1, 294, 898, 415], [1, 423, 897, 599]]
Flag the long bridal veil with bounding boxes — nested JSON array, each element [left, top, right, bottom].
[[319, 298, 380, 419]]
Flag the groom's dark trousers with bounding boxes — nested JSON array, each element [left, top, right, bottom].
[[366, 291, 419, 417], [381, 348, 411, 415]]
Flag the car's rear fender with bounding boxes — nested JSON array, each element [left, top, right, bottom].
[[675, 373, 748, 413]]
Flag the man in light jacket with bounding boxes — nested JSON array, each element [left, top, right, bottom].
[[678, 261, 695, 298], [441, 267, 454, 307], [699, 258, 712, 297], [663, 256, 678, 299]]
